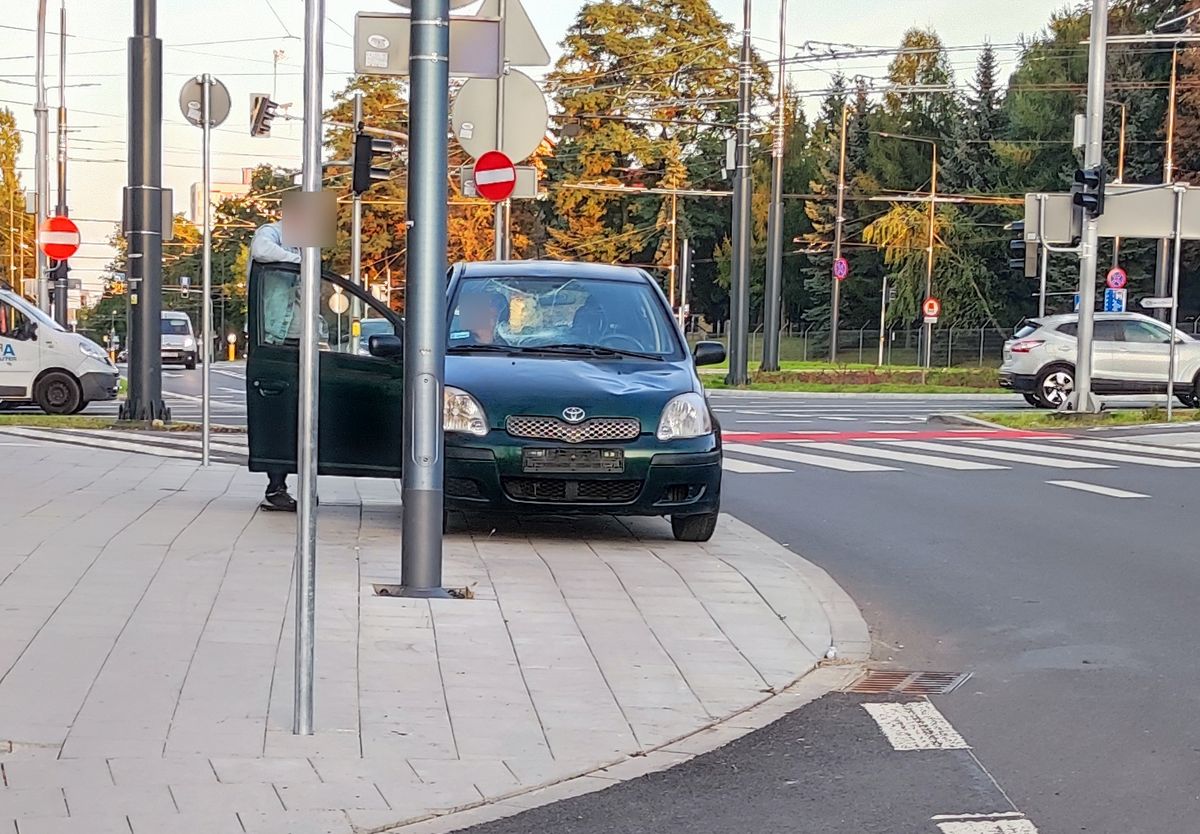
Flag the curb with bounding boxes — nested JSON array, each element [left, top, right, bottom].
[[925, 412, 1015, 431], [706, 389, 1013, 400], [374, 539, 870, 834]]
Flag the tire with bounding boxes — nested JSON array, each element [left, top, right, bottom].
[[1022, 393, 1043, 408], [671, 510, 719, 542], [71, 399, 89, 415], [1177, 393, 1197, 409], [1034, 364, 1074, 410], [185, 359, 197, 370], [34, 372, 82, 415]]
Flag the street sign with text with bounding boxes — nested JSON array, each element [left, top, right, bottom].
[[1103, 287, 1126, 313], [1140, 297, 1175, 309]]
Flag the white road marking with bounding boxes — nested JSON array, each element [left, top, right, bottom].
[[60, 429, 247, 455], [936, 820, 1039, 834], [862, 701, 969, 750], [723, 442, 899, 472], [1050, 436, 1200, 461], [734, 420, 813, 424], [973, 439, 1200, 468], [798, 442, 1007, 471], [885, 441, 1114, 469], [0, 427, 197, 459], [1046, 480, 1150, 499], [932, 813, 1029, 822], [722, 458, 789, 474]]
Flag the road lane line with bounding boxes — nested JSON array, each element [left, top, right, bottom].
[[862, 701, 969, 750], [1046, 480, 1150, 499], [799, 442, 1007, 470], [722, 443, 899, 472], [1049, 436, 1200, 461], [885, 441, 1114, 469], [972, 439, 1200, 468], [936, 820, 1039, 834], [0, 427, 198, 459], [722, 458, 789, 474]]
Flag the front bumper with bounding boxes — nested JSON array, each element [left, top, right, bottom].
[[80, 370, 119, 402], [998, 372, 1037, 393], [445, 432, 722, 517], [161, 349, 196, 364]]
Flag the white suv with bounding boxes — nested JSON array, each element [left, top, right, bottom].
[[999, 312, 1200, 408]]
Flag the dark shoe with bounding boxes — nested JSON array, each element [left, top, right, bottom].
[[261, 489, 297, 512]]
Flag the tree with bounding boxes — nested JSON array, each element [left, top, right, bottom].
[[0, 109, 31, 296]]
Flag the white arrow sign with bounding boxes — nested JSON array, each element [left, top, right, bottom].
[[1140, 297, 1175, 309]]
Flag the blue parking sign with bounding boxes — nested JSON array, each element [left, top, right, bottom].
[[1104, 287, 1127, 313]]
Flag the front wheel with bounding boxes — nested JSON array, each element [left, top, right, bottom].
[[71, 399, 89, 415], [1177, 393, 1197, 409], [671, 510, 719, 542], [34, 372, 82, 415], [1034, 365, 1075, 409], [1022, 393, 1044, 408]]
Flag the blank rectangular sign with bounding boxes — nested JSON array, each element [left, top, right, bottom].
[[354, 13, 502, 79]]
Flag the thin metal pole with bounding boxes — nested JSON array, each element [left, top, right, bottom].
[[53, 1, 68, 327], [493, 0, 508, 261], [400, 0, 450, 596], [679, 238, 690, 331], [1069, 0, 1109, 414], [34, 0, 49, 313], [1166, 185, 1185, 422], [830, 103, 848, 364], [351, 91, 364, 352], [1112, 102, 1126, 268], [1154, 48, 1179, 317], [200, 75, 212, 467], [1038, 213, 1048, 318], [923, 143, 937, 370], [760, 0, 787, 372], [878, 276, 887, 366], [293, 0, 325, 737], [727, 0, 752, 386], [668, 191, 678, 307]]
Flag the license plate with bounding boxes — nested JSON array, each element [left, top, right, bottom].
[[522, 448, 625, 473]]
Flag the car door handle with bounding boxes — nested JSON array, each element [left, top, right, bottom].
[[253, 380, 290, 397]]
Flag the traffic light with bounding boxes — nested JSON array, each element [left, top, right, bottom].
[[1006, 220, 1038, 278], [250, 94, 279, 138], [1072, 164, 1106, 219], [352, 130, 394, 195]]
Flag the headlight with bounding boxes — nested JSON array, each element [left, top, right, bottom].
[[444, 386, 488, 436], [79, 342, 107, 361], [656, 392, 713, 441], [183, 337, 196, 348]]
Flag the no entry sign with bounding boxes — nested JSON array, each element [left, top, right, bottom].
[[39, 215, 81, 260], [473, 150, 516, 202]]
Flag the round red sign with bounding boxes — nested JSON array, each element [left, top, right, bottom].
[[39, 215, 81, 260], [923, 297, 941, 318], [473, 150, 517, 203]]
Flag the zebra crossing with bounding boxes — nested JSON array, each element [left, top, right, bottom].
[[0, 426, 248, 465], [720, 430, 1200, 477]]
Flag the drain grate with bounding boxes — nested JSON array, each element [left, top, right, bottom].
[[844, 670, 972, 696]]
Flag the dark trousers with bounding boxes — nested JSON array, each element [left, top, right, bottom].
[[266, 469, 288, 494]]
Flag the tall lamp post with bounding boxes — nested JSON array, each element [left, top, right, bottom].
[[877, 131, 938, 368]]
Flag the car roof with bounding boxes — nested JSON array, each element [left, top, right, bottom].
[[162, 310, 190, 318], [456, 260, 649, 284], [1032, 312, 1162, 325]]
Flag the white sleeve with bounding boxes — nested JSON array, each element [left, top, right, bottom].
[[250, 225, 302, 264]]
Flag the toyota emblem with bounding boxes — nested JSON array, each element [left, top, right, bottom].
[[562, 407, 587, 424]]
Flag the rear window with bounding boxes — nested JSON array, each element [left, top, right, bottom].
[[1014, 321, 1041, 339]]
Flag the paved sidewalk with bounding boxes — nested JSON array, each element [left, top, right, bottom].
[[0, 440, 866, 834]]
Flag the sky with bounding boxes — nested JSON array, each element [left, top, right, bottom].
[[0, 0, 1069, 291]]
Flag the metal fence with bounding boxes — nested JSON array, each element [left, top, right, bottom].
[[692, 323, 1015, 368]]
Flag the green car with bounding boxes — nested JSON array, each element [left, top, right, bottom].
[[245, 259, 726, 541]]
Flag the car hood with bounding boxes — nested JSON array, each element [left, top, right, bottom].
[[446, 354, 695, 431]]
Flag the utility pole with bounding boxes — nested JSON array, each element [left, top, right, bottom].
[[1110, 100, 1127, 269], [924, 142, 937, 370], [34, 0, 50, 313], [679, 237, 691, 332], [493, 0, 509, 261], [1067, 0, 1109, 414], [829, 103, 848, 364], [760, 0, 787, 372], [399, 0, 450, 597], [668, 191, 678, 308], [120, 0, 169, 422], [877, 276, 888, 366], [52, 1, 68, 327], [727, 0, 752, 386], [351, 90, 364, 351], [1153, 46, 1179, 321]]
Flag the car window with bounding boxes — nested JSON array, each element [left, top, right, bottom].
[[1121, 321, 1171, 344], [1014, 321, 1041, 339], [1056, 322, 1077, 337], [448, 274, 683, 358], [161, 318, 192, 336], [257, 263, 394, 354], [1093, 321, 1122, 342], [0, 302, 31, 340]]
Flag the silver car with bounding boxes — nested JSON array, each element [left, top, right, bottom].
[[999, 312, 1200, 408]]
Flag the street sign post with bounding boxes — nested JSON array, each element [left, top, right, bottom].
[[472, 151, 517, 202], [833, 257, 849, 281], [179, 74, 229, 469], [38, 215, 80, 260], [1106, 266, 1127, 289]]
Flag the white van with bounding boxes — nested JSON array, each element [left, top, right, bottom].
[[0, 289, 119, 414], [161, 310, 198, 369]]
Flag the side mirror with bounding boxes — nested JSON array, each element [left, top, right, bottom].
[[368, 333, 404, 359], [692, 340, 726, 367]]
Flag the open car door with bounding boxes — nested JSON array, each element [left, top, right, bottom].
[[246, 259, 405, 478]]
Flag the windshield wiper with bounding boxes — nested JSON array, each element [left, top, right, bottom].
[[532, 343, 665, 361], [447, 343, 519, 354]]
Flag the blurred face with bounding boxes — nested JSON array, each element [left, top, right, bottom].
[[461, 293, 502, 342]]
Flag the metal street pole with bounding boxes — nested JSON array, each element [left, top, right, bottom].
[[877, 275, 888, 366], [493, 0, 509, 261], [1166, 184, 1185, 422], [668, 191, 678, 307], [293, 0, 326, 737], [829, 103, 848, 364], [52, 2, 68, 327], [1111, 100, 1127, 268], [727, 0, 752, 386], [760, 0, 787, 372], [399, 0, 450, 597], [200, 75, 213, 467], [351, 90, 364, 353], [924, 143, 937, 370], [34, 0, 50, 313], [120, 0, 168, 423], [1038, 236, 1049, 318], [1154, 47, 1179, 320], [679, 237, 691, 331], [1067, 0, 1109, 414]]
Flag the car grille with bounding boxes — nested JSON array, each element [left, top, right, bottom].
[[502, 478, 642, 504], [505, 415, 640, 444]]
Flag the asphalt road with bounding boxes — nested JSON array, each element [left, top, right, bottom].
[[83, 361, 249, 426]]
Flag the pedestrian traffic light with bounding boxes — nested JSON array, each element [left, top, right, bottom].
[[250, 95, 279, 138], [353, 130, 394, 195], [1072, 164, 1106, 219], [1006, 220, 1038, 277]]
